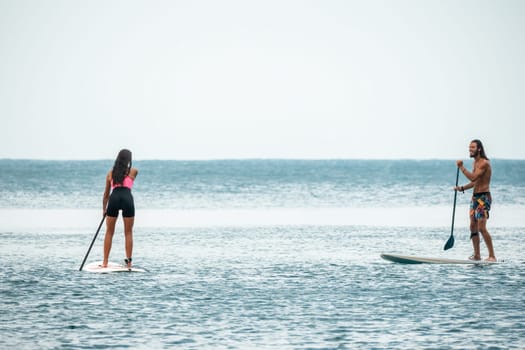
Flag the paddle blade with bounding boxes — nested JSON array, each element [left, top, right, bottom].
[[443, 235, 455, 250]]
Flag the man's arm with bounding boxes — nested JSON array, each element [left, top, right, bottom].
[[459, 160, 487, 182]]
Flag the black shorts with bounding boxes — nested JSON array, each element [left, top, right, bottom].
[[106, 187, 135, 218]]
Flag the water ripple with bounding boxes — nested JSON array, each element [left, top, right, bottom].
[[1, 226, 524, 349]]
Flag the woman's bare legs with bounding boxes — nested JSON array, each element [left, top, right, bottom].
[[102, 216, 117, 267], [123, 217, 134, 268]]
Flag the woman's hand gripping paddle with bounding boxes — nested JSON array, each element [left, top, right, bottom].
[[444, 167, 460, 250]]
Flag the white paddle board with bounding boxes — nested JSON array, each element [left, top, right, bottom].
[[381, 253, 500, 265], [83, 261, 146, 273]]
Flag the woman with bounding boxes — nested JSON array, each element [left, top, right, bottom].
[[102, 149, 138, 268]]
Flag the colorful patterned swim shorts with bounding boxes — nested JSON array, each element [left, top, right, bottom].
[[470, 192, 492, 220]]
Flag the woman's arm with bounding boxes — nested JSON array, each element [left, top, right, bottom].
[[128, 167, 139, 180], [102, 171, 112, 214]]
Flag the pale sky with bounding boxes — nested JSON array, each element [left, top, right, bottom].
[[1, 0, 524, 160]]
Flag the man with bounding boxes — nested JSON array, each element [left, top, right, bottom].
[[455, 139, 496, 261]]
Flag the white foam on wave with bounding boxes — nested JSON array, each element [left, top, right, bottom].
[[0, 206, 522, 232]]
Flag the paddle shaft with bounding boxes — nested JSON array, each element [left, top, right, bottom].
[[450, 167, 460, 237], [79, 214, 106, 271]]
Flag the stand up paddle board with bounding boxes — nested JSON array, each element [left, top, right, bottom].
[[83, 261, 146, 273], [381, 253, 500, 265]]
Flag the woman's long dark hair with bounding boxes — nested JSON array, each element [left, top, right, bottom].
[[471, 139, 489, 160], [112, 149, 132, 185]]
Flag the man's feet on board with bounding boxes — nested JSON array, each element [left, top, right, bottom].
[[468, 255, 497, 262]]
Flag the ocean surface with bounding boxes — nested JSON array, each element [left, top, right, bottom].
[[1, 159, 524, 349]]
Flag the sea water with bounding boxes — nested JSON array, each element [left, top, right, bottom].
[[0, 159, 524, 349]]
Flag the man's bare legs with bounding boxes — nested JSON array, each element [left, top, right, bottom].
[[470, 216, 496, 261], [478, 218, 496, 261]]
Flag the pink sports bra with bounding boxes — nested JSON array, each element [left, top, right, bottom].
[[111, 176, 134, 189]]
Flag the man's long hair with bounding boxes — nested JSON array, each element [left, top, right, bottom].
[[112, 149, 132, 185], [471, 139, 489, 160]]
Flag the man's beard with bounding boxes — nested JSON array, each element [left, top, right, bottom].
[[470, 149, 479, 158]]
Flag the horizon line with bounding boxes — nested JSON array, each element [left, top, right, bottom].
[[1, 157, 524, 162]]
